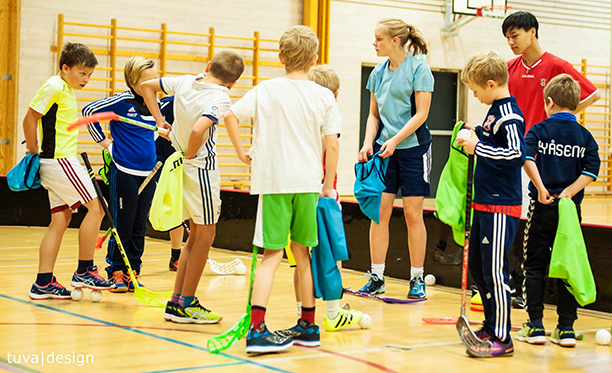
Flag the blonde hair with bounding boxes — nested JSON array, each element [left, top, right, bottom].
[[308, 64, 340, 93], [543, 74, 580, 111], [461, 50, 508, 87], [124, 56, 155, 91], [209, 50, 245, 84], [279, 25, 319, 73], [378, 19, 428, 56]]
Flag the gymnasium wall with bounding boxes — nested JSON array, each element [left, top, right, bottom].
[[16, 0, 302, 163], [16, 0, 610, 195], [329, 0, 611, 193]]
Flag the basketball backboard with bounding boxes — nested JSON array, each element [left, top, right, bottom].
[[452, 0, 508, 16], [443, 0, 509, 35]]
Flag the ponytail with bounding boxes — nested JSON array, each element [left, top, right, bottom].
[[379, 19, 428, 56]]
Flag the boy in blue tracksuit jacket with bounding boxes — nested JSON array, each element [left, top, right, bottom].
[[83, 56, 172, 292], [517, 74, 600, 348], [457, 51, 526, 357]]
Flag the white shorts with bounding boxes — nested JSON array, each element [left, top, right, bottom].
[[39, 158, 97, 213], [183, 160, 221, 225]]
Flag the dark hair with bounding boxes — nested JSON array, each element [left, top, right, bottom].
[[502, 11, 539, 39], [59, 43, 98, 69], [209, 50, 245, 84]]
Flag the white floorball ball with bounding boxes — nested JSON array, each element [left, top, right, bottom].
[[596, 329, 611, 345], [424, 274, 436, 286], [359, 313, 372, 329], [89, 290, 103, 303], [457, 128, 472, 140], [71, 288, 84, 301], [235, 263, 247, 275]]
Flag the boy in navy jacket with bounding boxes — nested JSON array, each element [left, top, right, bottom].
[[516, 74, 600, 348], [457, 50, 526, 357]]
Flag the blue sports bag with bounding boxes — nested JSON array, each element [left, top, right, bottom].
[[354, 151, 389, 224], [7, 153, 41, 192]]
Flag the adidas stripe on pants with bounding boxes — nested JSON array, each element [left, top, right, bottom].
[[468, 209, 519, 342]]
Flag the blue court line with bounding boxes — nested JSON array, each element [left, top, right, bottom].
[[0, 293, 291, 373], [144, 362, 244, 373]]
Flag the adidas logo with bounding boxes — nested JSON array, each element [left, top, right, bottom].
[[127, 107, 137, 117], [482, 236, 489, 244]]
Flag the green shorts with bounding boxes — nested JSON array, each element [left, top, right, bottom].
[[253, 193, 318, 250]]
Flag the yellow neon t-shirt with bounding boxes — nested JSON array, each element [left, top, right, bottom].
[[29, 75, 78, 159]]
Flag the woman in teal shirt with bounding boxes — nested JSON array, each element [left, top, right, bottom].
[[358, 18, 434, 299]]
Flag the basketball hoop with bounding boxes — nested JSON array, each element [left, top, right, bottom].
[[476, 4, 511, 19]]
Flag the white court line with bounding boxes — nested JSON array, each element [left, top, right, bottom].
[[256, 340, 462, 364], [2, 245, 79, 250]]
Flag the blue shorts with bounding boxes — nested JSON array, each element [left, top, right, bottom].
[[373, 142, 431, 197]]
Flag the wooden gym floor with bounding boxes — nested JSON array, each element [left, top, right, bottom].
[[1, 226, 611, 373]]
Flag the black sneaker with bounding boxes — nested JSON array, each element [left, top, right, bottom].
[[551, 325, 576, 347], [511, 294, 525, 309], [275, 319, 321, 347], [246, 322, 293, 354], [164, 301, 178, 321], [358, 271, 385, 294]]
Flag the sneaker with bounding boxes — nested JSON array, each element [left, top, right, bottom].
[[516, 322, 547, 345], [169, 259, 178, 272], [108, 270, 128, 293], [164, 301, 178, 321], [408, 276, 426, 299], [246, 322, 294, 354], [29, 277, 72, 299], [323, 307, 363, 332], [466, 337, 514, 358], [358, 271, 385, 294], [124, 270, 143, 292], [511, 294, 525, 309], [550, 326, 576, 347], [71, 266, 112, 290], [172, 298, 223, 324], [474, 328, 492, 341], [489, 338, 514, 357], [274, 319, 320, 346]]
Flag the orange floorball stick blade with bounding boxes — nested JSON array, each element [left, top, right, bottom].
[[67, 112, 120, 131]]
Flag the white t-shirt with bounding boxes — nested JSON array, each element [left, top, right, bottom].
[[160, 74, 231, 170], [229, 77, 343, 194]]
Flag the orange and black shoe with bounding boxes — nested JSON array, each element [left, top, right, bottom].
[[169, 259, 178, 272], [126, 270, 144, 292], [109, 270, 128, 293]]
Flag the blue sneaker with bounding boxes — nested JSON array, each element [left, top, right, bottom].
[[551, 325, 576, 347], [359, 271, 385, 294], [275, 319, 320, 347], [516, 322, 547, 345], [71, 266, 112, 290], [246, 322, 294, 354], [408, 276, 426, 299], [126, 273, 144, 292], [29, 277, 72, 300]]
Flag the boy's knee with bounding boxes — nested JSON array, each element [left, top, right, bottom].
[[86, 198, 104, 219]]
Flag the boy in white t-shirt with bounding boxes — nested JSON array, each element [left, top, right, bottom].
[[142, 51, 245, 324], [225, 26, 342, 354]]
